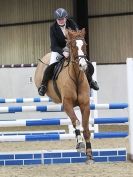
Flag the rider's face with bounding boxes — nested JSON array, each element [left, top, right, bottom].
[[56, 17, 67, 26]]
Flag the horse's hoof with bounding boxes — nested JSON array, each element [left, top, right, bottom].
[[76, 142, 85, 152], [86, 158, 95, 164]]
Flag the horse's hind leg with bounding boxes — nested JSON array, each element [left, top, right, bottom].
[[63, 99, 85, 152], [79, 103, 94, 163]]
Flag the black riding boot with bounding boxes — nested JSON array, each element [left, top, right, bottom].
[[86, 61, 99, 91], [38, 82, 48, 96], [90, 78, 99, 90], [85, 72, 99, 90], [38, 64, 55, 96], [38, 77, 48, 96]]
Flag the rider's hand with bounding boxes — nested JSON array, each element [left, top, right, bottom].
[[63, 51, 69, 58]]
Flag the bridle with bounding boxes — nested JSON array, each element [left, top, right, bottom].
[[66, 37, 88, 86], [66, 38, 88, 64], [71, 55, 88, 64]]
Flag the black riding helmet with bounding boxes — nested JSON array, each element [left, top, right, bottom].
[[54, 8, 68, 19]]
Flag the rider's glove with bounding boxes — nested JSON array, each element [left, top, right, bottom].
[[63, 51, 69, 58]]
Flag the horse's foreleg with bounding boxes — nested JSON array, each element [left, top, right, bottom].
[[63, 99, 85, 151], [63, 99, 79, 128], [80, 103, 94, 163]]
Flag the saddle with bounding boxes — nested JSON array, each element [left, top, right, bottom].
[[44, 59, 64, 81], [44, 58, 65, 100], [52, 59, 65, 80], [52, 59, 65, 100]]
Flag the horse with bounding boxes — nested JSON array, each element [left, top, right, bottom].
[[34, 28, 94, 163]]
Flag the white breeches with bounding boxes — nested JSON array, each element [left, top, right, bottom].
[[50, 52, 63, 65], [50, 47, 69, 65]]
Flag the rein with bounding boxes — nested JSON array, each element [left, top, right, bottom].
[[67, 60, 81, 88], [67, 55, 85, 86]]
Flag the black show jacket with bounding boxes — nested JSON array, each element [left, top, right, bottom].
[[50, 19, 78, 55]]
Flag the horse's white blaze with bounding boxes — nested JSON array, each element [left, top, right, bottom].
[[76, 40, 87, 71]]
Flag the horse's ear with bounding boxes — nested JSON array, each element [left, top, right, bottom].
[[81, 28, 86, 37]]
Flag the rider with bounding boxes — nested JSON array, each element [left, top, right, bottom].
[[38, 8, 99, 96]]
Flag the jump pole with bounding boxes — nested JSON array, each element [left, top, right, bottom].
[[127, 58, 133, 161]]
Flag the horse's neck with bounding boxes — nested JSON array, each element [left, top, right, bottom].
[[68, 59, 84, 82]]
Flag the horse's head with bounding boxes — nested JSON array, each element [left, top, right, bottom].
[[66, 28, 88, 71]]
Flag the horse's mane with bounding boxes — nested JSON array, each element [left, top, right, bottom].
[[66, 28, 85, 40]]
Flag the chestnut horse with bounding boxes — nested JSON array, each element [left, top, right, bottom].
[[34, 28, 93, 163]]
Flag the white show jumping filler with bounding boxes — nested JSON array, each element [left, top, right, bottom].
[[126, 58, 133, 161]]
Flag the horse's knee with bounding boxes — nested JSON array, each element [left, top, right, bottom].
[[78, 94, 89, 104], [78, 99, 89, 107], [78, 100, 90, 114]]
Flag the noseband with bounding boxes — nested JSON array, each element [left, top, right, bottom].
[[73, 55, 88, 64]]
